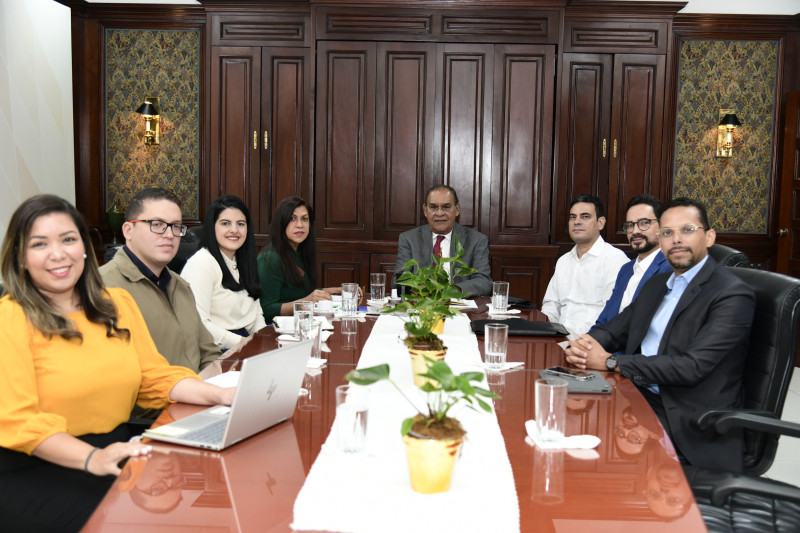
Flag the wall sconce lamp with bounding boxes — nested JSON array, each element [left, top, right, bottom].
[[135, 97, 160, 145], [716, 112, 742, 158]]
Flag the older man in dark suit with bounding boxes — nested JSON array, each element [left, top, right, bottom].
[[565, 198, 756, 472], [392, 185, 492, 296]]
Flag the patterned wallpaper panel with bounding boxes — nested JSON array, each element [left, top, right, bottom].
[[673, 39, 778, 234], [105, 29, 200, 218]]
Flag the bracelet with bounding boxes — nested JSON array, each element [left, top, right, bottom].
[[84, 447, 100, 473]]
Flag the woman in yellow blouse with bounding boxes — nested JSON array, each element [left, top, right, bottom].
[[0, 195, 235, 531]]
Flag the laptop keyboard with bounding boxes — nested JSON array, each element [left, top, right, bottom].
[[180, 418, 227, 445]]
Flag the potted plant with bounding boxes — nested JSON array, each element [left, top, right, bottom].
[[389, 237, 477, 385], [345, 359, 498, 493]]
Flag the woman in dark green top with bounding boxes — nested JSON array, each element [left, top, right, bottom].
[[257, 197, 341, 322]]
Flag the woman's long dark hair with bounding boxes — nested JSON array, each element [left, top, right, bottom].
[[197, 195, 261, 300], [0, 194, 129, 341], [261, 197, 317, 287]]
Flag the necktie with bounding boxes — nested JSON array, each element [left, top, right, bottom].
[[433, 235, 444, 258]]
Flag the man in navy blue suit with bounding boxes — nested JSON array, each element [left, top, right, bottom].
[[594, 194, 672, 327]]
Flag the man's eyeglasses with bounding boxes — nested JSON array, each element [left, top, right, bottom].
[[657, 225, 704, 240], [621, 218, 657, 234], [129, 219, 188, 237], [425, 203, 456, 213]]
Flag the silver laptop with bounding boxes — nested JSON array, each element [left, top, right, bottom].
[[143, 340, 311, 450]]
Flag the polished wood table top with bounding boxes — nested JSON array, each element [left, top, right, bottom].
[[84, 299, 707, 532]]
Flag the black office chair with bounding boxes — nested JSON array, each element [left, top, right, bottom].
[[104, 245, 122, 264], [167, 225, 203, 273], [690, 267, 800, 532], [708, 244, 750, 268]]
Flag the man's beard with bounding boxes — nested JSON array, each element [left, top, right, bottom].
[[630, 234, 658, 254]]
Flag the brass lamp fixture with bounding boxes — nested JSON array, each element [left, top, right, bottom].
[[135, 97, 160, 145], [716, 111, 742, 158]]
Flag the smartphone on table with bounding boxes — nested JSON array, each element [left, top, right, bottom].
[[544, 366, 596, 381]]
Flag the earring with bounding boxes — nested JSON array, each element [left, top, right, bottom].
[[83, 253, 87, 259]]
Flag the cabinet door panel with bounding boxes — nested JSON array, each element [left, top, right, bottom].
[[318, 252, 369, 288], [438, 44, 494, 232], [607, 54, 665, 240], [374, 43, 436, 239], [210, 47, 261, 205], [553, 53, 613, 244], [490, 44, 555, 244], [261, 48, 311, 233], [315, 42, 375, 239]]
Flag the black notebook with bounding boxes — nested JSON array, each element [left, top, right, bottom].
[[470, 318, 569, 337]]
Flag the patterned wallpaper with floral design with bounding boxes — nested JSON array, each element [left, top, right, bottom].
[[105, 29, 200, 218], [673, 39, 778, 233]]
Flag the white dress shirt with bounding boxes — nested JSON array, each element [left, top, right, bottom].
[[181, 247, 267, 349], [541, 236, 629, 334], [618, 248, 660, 312]]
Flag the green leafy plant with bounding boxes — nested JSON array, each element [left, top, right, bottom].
[[387, 237, 478, 349], [345, 359, 499, 438]]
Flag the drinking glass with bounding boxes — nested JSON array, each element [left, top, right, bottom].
[[535, 378, 568, 442], [484, 323, 509, 370], [293, 301, 314, 336], [492, 281, 510, 312], [341, 283, 359, 316], [370, 272, 386, 302], [336, 385, 369, 453], [301, 321, 322, 360]]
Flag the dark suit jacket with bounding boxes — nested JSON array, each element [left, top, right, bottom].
[[595, 250, 672, 326], [589, 258, 755, 472], [392, 223, 492, 296]]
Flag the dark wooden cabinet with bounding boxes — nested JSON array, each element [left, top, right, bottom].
[[208, 12, 311, 234], [553, 52, 666, 246]]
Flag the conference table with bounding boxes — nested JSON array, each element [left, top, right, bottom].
[[83, 299, 708, 532]]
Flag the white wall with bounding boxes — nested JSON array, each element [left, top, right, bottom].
[[0, 0, 75, 249]]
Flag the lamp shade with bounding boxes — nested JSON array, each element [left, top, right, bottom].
[[135, 101, 158, 115], [719, 113, 742, 127]]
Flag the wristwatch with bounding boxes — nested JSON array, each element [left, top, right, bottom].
[[605, 355, 618, 372]]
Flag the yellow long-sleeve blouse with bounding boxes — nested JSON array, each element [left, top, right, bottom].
[[0, 287, 199, 454]]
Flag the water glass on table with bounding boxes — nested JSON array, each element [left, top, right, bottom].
[[535, 378, 568, 442], [484, 323, 509, 370], [300, 320, 322, 360], [341, 283, 359, 316], [336, 384, 369, 453], [370, 272, 386, 302], [293, 301, 314, 336], [491, 281, 510, 312]]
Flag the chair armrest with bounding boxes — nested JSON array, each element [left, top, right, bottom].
[[696, 410, 800, 437], [711, 475, 800, 507]]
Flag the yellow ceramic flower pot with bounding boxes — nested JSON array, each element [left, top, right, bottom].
[[408, 345, 447, 387], [403, 433, 464, 494], [431, 318, 445, 335]]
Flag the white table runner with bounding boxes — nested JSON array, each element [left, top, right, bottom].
[[291, 314, 520, 533]]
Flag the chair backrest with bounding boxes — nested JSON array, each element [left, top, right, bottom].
[[710, 244, 750, 267], [104, 245, 122, 264], [728, 267, 800, 475]]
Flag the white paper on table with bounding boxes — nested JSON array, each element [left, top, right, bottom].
[[449, 298, 478, 309], [204, 370, 240, 388]]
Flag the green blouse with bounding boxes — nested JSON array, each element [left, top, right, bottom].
[[257, 247, 312, 322]]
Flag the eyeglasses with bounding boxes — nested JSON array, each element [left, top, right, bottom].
[[137, 473, 186, 496], [425, 203, 456, 213], [657, 225, 704, 240], [129, 219, 188, 237], [621, 218, 658, 233]]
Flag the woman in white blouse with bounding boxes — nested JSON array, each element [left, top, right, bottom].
[[181, 195, 266, 350]]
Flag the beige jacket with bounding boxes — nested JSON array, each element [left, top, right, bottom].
[[100, 248, 221, 372]]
